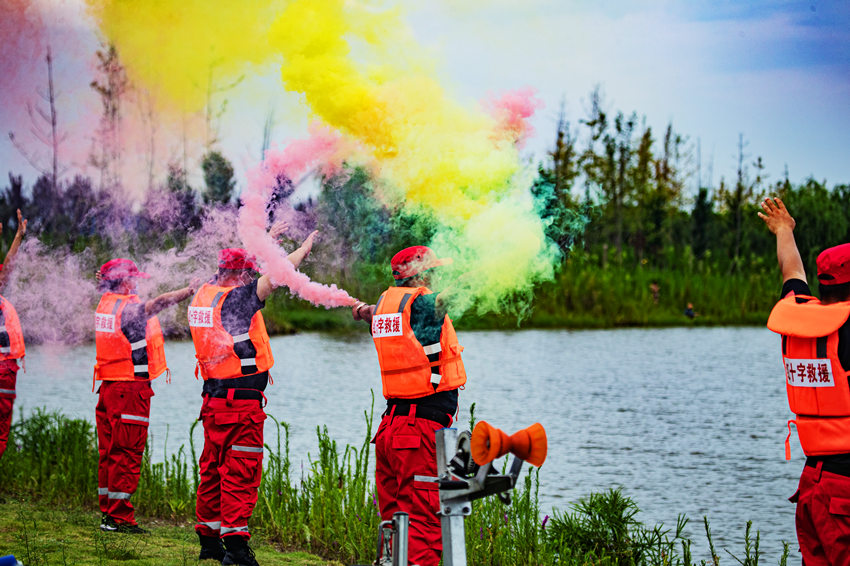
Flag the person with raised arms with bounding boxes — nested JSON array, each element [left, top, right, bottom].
[[94, 258, 197, 534], [761, 197, 850, 563], [0, 209, 27, 462], [188, 220, 316, 566]]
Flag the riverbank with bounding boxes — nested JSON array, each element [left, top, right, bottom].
[[0, 409, 792, 565], [261, 260, 779, 333]]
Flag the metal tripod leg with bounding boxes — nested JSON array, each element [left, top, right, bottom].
[[436, 428, 468, 566]]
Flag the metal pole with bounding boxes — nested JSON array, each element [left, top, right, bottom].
[[392, 512, 409, 566], [436, 429, 467, 566]]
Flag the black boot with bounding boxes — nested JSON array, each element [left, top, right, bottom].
[[198, 533, 226, 561], [221, 535, 260, 566]]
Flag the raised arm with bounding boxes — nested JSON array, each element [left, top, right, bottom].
[[257, 222, 318, 302], [758, 197, 806, 284], [144, 278, 200, 317], [0, 209, 28, 290]]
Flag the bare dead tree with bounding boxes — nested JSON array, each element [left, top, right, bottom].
[[7, 45, 67, 190], [90, 43, 129, 192]]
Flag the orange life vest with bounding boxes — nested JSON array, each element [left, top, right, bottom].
[[94, 293, 167, 382], [372, 286, 466, 400], [188, 283, 273, 380], [767, 294, 850, 458], [0, 295, 25, 363]]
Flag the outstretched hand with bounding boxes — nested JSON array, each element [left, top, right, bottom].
[[269, 219, 289, 241], [16, 209, 27, 237], [758, 197, 795, 235], [300, 230, 318, 258]]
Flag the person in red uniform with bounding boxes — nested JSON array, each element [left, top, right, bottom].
[[0, 209, 27, 462], [352, 245, 466, 566], [95, 258, 197, 534], [761, 197, 850, 565], [189, 221, 316, 566]]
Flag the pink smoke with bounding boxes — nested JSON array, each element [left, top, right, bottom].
[[238, 126, 358, 308], [484, 87, 544, 148]]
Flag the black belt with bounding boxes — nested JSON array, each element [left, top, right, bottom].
[[205, 389, 264, 401], [384, 404, 452, 428], [805, 456, 850, 478]]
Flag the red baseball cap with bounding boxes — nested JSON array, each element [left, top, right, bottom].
[[390, 246, 452, 280], [219, 248, 257, 271], [100, 258, 150, 281], [817, 243, 850, 286]]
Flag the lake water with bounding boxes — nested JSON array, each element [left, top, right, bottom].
[[14, 327, 801, 561]]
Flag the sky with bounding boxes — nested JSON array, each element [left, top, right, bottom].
[[1, 0, 849, 202]]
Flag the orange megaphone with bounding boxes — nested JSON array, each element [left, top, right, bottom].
[[470, 421, 547, 467]]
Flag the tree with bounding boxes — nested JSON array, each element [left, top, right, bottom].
[[8, 46, 66, 191], [718, 134, 764, 272], [691, 187, 714, 260], [90, 43, 129, 192], [201, 150, 236, 205]]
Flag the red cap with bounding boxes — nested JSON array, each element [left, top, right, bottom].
[[817, 243, 850, 286], [99, 258, 150, 281], [390, 246, 452, 280], [219, 248, 257, 271]]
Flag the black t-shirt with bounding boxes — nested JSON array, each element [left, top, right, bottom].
[[121, 302, 148, 343], [780, 279, 850, 371], [384, 289, 458, 416], [202, 279, 269, 396]]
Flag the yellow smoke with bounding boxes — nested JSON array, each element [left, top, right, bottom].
[[86, 0, 557, 315], [85, 0, 280, 113]]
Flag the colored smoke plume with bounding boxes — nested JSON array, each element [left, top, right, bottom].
[[239, 127, 358, 308], [86, 0, 562, 318], [85, 0, 280, 114]]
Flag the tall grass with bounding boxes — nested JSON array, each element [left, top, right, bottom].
[[0, 407, 791, 565]]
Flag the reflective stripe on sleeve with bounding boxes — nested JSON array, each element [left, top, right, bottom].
[[108, 491, 132, 500], [422, 343, 442, 355], [220, 525, 250, 536], [240, 358, 256, 367], [231, 445, 263, 454], [121, 414, 150, 424], [130, 339, 147, 350], [232, 332, 251, 343]]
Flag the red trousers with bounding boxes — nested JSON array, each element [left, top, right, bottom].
[[95, 380, 153, 524], [792, 461, 850, 565], [375, 408, 445, 566], [0, 366, 18, 461], [195, 396, 265, 540]]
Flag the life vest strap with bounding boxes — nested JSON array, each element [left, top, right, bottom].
[[786, 419, 797, 461], [380, 354, 462, 377]]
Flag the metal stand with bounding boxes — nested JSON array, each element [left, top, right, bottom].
[[434, 428, 524, 566], [373, 512, 409, 566], [367, 428, 525, 566]]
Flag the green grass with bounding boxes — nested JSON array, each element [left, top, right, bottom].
[[0, 407, 794, 565], [0, 497, 340, 566]]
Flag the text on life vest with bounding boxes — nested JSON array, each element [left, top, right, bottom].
[[95, 313, 116, 333], [188, 307, 214, 328], [784, 357, 835, 388], [372, 313, 403, 338]]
